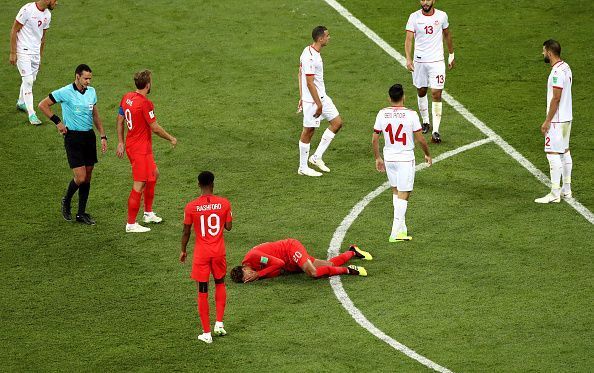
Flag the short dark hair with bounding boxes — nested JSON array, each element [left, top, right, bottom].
[[312, 26, 328, 41], [230, 266, 244, 283], [389, 83, 404, 102], [134, 69, 152, 89], [75, 64, 92, 76], [198, 171, 215, 187], [543, 39, 561, 57]]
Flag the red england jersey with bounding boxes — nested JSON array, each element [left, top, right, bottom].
[[242, 239, 311, 278], [184, 194, 232, 258], [120, 92, 156, 155]]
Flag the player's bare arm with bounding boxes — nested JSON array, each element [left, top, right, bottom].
[[38, 97, 67, 135], [541, 88, 562, 135], [414, 131, 432, 165], [372, 132, 385, 172], [404, 31, 415, 72], [297, 67, 303, 113], [180, 224, 192, 263], [305, 74, 323, 118], [224, 221, 232, 231], [93, 105, 107, 153], [39, 29, 47, 68], [9, 21, 23, 65], [116, 114, 125, 158], [149, 121, 177, 147], [443, 28, 455, 69]]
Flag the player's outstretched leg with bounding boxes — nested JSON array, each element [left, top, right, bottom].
[[213, 277, 227, 337], [197, 282, 212, 343], [348, 244, 373, 260]]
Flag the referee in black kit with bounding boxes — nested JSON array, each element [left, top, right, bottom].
[[39, 64, 107, 225]]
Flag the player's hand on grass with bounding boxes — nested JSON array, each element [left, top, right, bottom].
[[540, 121, 550, 135], [56, 122, 67, 135], [296, 99, 303, 114], [116, 142, 125, 158], [375, 158, 385, 172], [314, 104, 322, 118], [179, 250, 187, 263], [425, 154, 432, 166], [406, 59, 414, 72], [9, 53, 16, 65]]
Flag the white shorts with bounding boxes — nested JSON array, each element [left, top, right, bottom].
[[545, 121, 571, 153], [16, 53, 40, 78], [386, 159, 416, 192], [412, 61, 446, 89], [302, 95, 340, 128]]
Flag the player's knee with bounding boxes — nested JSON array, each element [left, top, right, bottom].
[[214, 276, 225, 285], [198, 282, 208, 293], [22, 75, 34, 89], [431, 91, 442, 101], [330, 119, 343, 132], [417, 88, 428, 97]]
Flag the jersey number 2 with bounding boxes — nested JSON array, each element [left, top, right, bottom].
[[200, 214, 220, 237], [386, 123, 407, 145]]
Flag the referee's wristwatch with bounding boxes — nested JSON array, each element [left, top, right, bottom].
[[100, 135, 108, 141]]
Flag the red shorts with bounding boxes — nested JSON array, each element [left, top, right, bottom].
[[127, 152, 157, 182], [284, 239, 315, 273], [191, 255, 227, 282]]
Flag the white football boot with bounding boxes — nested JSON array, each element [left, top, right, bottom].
[[125, 223, 151, 233], [143, 212, 163, 223], [309, 155, 330, 173], [297, 167, 322, 177], [198, 332, 213, 344], [534, 193, 561, 204]]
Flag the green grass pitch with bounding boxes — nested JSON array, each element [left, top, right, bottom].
[[0, 0, 592, 371]]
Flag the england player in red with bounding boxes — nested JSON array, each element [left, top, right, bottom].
[[116, 69, 177, 233], [180, 171, 232, 344], [230, 239, 371, 283]]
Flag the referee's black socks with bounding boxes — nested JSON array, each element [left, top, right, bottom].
[[77, 182, 91, 215], [64, 179, 79, 203]]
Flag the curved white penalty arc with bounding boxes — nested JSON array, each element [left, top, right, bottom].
[[328, 138, 492, 373]]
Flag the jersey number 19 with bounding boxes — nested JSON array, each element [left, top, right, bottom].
[[200, 213, 220, 237]]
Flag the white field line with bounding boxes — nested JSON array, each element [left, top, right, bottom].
[[322, 0, 594, 225], [327, 137, 492, 373]]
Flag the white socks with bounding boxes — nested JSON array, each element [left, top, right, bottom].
[[432, 101, 443, 134], [21, 75, 35, 116], [417, 95, 430, 124], [561, 151, 572, 192], [298, 141, 310, 170], [391, 195, 409, 236], [313, 128, 336, 160], [546, 153, 562, 197]]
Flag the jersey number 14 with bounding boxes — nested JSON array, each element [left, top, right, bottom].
[[385, 123, 407, 145]]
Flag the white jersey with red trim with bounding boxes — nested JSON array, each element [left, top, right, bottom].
[[15, 2, 51, 55], [374, 106, 422, 161], [547, 61, 572, 122], [405, 9, 449, 63], [300, 45, 326, 103]]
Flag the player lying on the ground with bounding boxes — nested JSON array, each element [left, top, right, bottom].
[[230, 238, 372, 283]]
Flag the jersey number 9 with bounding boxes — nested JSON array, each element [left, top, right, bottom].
[[124, 109, 133, 130], [200, 213, 221, 237]]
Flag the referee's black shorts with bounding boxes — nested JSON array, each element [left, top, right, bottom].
[[64, 130, 98, 169]]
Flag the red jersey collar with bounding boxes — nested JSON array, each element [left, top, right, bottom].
[[35, 2, 44, 12], [551, 60, 564, 68], [421, 8, 435, 16], [310, 44, 321, 53]]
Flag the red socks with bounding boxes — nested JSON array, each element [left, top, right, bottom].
[[144, 181, 156, 212], [127, 189, 142, 224], [315, 266, 349, 277], [197, 292, 210, 333], [329, 251, 355, 266], [215, 283, 226, 323]]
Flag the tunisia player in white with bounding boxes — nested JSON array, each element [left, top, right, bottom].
[[372, 84, 431, 242], [9, 0, 57, 125], [296, 26, 343, 177], [405, 0, 454, 143], [535, 39, 573, 204]]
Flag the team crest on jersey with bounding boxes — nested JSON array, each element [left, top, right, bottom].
[[434, 20, 439, 25], [149, 110, 155, 119]]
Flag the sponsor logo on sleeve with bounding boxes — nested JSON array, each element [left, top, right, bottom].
[[149, 110, 155, 119], [553, 77, 558, 84]]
